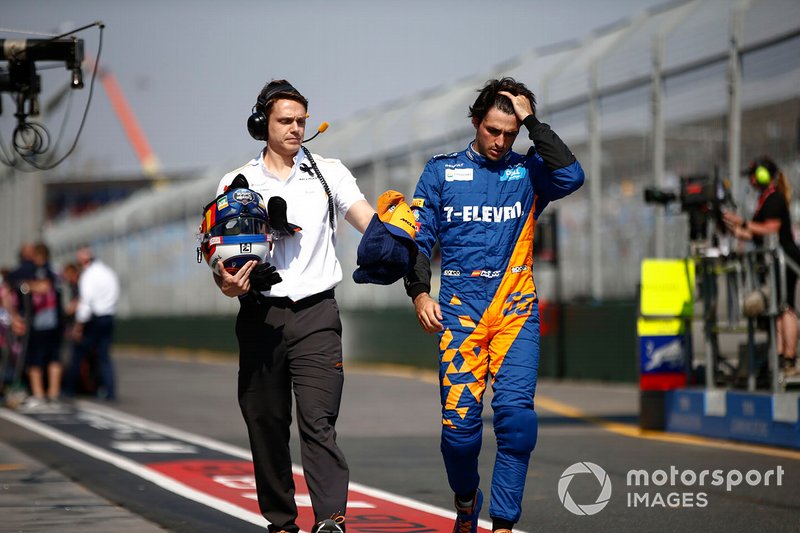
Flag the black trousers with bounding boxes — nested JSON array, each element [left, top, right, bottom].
[[65, 315, 116, 400], [236, 290, 348, 532]]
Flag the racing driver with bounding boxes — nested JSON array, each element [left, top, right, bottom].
[[404, 77, 584, 533]]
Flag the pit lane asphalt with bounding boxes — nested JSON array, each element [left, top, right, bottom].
[[2, 347, 798, 532]]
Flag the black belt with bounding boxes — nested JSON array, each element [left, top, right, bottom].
[[262, 289, 335, 310]]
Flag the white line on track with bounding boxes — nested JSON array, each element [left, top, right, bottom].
[[3, 402, 519, 532], [0, 407, 268, 528]]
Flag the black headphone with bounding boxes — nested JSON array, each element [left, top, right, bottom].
[[246, 83, 335, 229], [247, 83, 301, 141]]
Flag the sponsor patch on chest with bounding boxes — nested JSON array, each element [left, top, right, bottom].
[[443, 201, 523, 222], [445, 168, 473, 182], [500, 165, 527, 182]]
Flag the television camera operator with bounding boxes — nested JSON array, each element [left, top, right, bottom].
[[722, 157, 800, 377]]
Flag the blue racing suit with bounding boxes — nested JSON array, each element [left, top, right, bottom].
[[405, 115, 584, 523]]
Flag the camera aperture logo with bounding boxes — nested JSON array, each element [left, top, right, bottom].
[[558, 462, 612, 516], [558, 462, 785, 515]]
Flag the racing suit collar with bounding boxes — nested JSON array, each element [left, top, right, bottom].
[[466, 141, 513, 166]]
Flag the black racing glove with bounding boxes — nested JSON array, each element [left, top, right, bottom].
[[228, 173, 249, 190], [249, 262, 282, 292], [267, 196, 302, 238]]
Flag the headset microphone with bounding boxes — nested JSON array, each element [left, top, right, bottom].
[[303, 121, 329, 143]]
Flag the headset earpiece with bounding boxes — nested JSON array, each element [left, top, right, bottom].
[[247, 115, 268, 141], [247, 96, 269, 141], [754, 165, 772, 186], [246, 83, 301, 142]]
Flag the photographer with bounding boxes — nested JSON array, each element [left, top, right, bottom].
[[723, 157, 800, 377]]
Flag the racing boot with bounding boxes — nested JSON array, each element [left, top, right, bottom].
[[312, 513, 346, 533], [492, 517, 515, 533], [453, 489, 483, 533]]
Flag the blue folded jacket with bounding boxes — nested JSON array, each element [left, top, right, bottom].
[[353, 213, 417, 285]]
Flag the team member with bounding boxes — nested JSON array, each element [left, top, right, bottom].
[[405, 77, 584, 532], [213, 79, 375, 533], [7, 243, 64, 411], [20, 243, 64, 410], [723, 157, 800, 376], [66, 245, 120, 401]]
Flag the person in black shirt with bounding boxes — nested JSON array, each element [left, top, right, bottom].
[[724, 157, 800, 376]]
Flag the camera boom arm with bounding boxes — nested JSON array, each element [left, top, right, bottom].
[[0, 38, 85, 118]]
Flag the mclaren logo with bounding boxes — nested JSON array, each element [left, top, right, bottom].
[[397, 216, 415, 233]]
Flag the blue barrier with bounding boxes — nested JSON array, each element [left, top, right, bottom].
[[665, 389, 800, 449]]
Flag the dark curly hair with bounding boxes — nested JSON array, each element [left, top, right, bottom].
[[468, 77, 536, 124]]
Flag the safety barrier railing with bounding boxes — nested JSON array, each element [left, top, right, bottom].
[[695, 234, 800, 394]]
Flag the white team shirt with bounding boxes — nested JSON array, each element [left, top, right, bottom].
[[217, 148, 365, 301], [75, 260, 120, 323]]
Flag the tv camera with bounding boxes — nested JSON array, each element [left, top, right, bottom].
[[0, 37, 85, 123], [644, 172, 736, 242]]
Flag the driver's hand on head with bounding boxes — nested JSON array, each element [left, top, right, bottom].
[[216, 260, 257, 297], [498, 90, 534, 122]]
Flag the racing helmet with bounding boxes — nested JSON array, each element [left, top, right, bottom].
[[199, 188, 271, 275]]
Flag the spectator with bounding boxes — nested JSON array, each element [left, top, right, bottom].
[[65, 246, 120, 400], [5, 242, 36, 288], [61, 263, 80, 329], [0, 268, 16, 396], [16, 243, 65, 411], [60, 263, 93, 392]]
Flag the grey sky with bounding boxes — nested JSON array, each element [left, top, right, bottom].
[[2, 0, 668, 178]]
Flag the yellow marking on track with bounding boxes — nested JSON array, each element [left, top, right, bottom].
[[119, 349, 800, 460], [535, 395, 800, 461]]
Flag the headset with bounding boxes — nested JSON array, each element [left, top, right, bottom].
[[749, 157, 778, 186], [246, 83, 301, 141], [245, 82, 336, 229]]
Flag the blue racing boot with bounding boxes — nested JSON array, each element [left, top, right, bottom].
[[453, 489, 483, 533]]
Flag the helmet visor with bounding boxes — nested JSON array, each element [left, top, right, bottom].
[[209, 216, 267, 237]]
